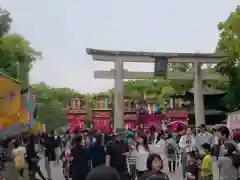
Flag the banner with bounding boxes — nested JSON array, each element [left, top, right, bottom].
[[17, 91, 37, 127], [0, 74, 21, 117], [0, 73, 20, 95]]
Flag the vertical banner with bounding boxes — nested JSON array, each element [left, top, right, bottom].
[[27, 92, 37, 128]]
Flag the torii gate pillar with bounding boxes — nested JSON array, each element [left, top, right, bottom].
[[114, 59, 124, 130], [193, 62, 205, 126]]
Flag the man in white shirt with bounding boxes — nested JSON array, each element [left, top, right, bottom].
[[179, 128, 196, 152], [195, 124, 213, 154]]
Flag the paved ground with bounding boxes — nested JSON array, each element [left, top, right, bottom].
[[5, 148, 220, 180]]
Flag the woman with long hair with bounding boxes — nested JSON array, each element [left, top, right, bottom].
[[152, 133, 166, 156], [135, 134, 150, 178]]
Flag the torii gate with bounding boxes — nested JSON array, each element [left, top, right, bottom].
[[86, 48, 225, 131]]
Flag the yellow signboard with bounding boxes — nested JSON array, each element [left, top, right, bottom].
[[0, 73, 21, 117]]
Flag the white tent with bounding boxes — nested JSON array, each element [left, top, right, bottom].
[[227, 110, 240, 132]]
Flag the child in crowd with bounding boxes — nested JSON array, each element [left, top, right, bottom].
[[200, 143, 213, 180], [186, 151, 200, 180]]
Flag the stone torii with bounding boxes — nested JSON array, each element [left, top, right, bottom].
[[86, 48, 225, 132]]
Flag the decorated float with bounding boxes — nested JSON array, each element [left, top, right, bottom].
[[91, 93, 112, 132], [166, 109, 189, 131], [0, 73, 40, 138], [137, 97, 165, 132], [124, 96, 137, 130], [66, 96, 87, 133]]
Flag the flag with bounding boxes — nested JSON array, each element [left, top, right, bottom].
[[28, 94, 37, 128]]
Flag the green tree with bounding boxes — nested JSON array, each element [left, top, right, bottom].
[[216, 6, 240, 111], [0, 7, 12, 36], [216, 6, 240, 75], [0, 7, 41, 87], [32, 83, 81, 130]]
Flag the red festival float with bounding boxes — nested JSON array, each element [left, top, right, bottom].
[[142, 99, 165, 132], [67, 96, 87, 133], [166, 109, 189, 131], [92, 93, 112, 133], [124, 97, 137, 130]]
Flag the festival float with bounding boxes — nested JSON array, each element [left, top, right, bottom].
[[138, 97, 165, 132], [165, 93, 189, 131], [166, 109, 189, 131], [91, 93, 111, 132], [123, 96, 137, 130], [0, 73, 32, 138], [66, 96, 87, 133]]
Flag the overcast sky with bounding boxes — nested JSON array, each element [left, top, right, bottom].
[[1, 0, 239, 93]]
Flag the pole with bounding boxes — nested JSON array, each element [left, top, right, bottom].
[[16, 61, 20, 80], [193, 62, 205, 126], [113, 60, 124, 132]]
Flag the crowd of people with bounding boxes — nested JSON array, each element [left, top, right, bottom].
[[1, 124, 240, 180]]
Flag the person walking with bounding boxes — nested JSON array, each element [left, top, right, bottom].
[[12, 140, 26, 180], [26, 134, 47, 180], [43, 132, 56, 180], [135, 135, 150, 178], [179, 128, 196, 179], [89, 133, 106, 168], [106, 133, 129, 180], [71, 135, 91, 180], [195, 124, 213, 155], [165, 133, 178, 174], [55, 134, 62, 165]]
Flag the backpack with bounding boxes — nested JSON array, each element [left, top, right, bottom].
[[166, 143, 175, 154]]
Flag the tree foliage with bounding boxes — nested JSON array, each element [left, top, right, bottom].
[[216, 6, 240, 75], [32, 83, 81, 130], [0, 7, 12, 36], [216, 6, 240, 111], [0, 7, 41, 87]]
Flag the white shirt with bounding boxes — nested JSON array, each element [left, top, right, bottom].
[[151, 139, 166, 155], [179, 135, 196, 152], [135, 145, 149, 171], [12, 147, 26, 159]]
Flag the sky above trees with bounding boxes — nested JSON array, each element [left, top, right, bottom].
[[1, 0, 239, 93]]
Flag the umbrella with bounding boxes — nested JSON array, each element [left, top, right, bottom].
[[168, 120, 188, 126], [168, 121, 188, 132]]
